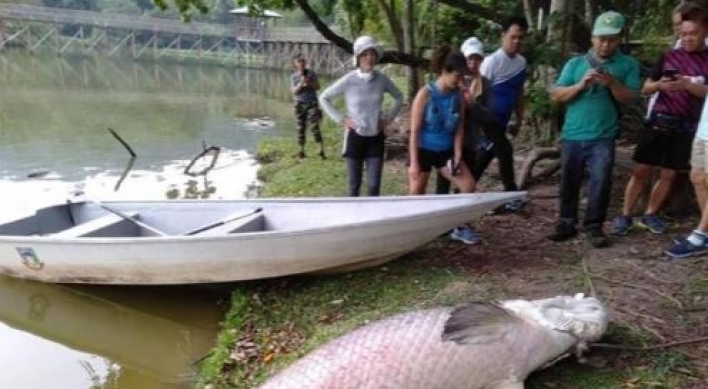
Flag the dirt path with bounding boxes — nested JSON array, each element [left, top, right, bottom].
[[430, 163, 708, 381]]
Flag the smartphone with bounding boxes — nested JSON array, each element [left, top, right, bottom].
[[594, 67, 606, 74], [662, 68, 678, 80]]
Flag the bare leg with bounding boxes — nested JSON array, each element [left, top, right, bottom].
[[621, 163, 652, 216], [645, 168, 677, 214], [408, 171, 430, 195], [692, 168, 708, 214]]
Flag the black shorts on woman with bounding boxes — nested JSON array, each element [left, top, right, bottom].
[[410, 148, 453, 173]]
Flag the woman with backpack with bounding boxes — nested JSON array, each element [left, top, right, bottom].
[[408, 45, 477, 243]]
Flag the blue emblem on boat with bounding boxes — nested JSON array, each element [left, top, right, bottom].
[[16, 247, 44, 270]]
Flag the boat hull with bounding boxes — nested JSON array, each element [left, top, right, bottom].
[[0, 193, 524, 284]]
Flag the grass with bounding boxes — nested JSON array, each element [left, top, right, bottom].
[[195, 123, 702, 389], [255, 122, 408, 198], [197, 252, 469, 389]]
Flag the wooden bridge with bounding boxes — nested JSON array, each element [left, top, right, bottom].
[[0, 4, 351, 74]]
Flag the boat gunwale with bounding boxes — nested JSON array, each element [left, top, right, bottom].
[[0, 193, 525, 244]]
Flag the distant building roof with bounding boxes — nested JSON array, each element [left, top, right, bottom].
[[229, 6, 283, 18]]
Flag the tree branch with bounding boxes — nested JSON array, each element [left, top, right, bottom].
[[293, 0, 352, 51], [436, 0, 506, 21], [293, 0, 429, 68]]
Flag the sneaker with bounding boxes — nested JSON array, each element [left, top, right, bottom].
[[504, 199, 526, 213], [637, 214, 666, 234], [450, 226, 481, 245], [585, 228, 609, 248], [297, 151, 307, 159], [547, 223, 578, 242], [612, 215, 633, 236], [318, 151, 326, 160], [665, 237, 708, 259], [489, 199, 527, 215]]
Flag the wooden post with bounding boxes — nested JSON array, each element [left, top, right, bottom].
[[130, 30, 136, 59], [0, 20, 5, 51]]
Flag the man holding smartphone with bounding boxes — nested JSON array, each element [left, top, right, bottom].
[[291, 54, 325, 160], [613, 4, 708, 236], [548, 11, 640, 248]]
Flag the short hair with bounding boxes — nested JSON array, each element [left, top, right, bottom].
[[680, 2, 708, 24], [674, 1, 702, 14], [501, 16, 529, 33], [292, 53, 306, 61]]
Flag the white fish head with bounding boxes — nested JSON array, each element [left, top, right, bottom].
[[530, 293, 608, 342]]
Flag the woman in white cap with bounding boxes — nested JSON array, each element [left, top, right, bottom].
[[319, 36, 404, 197]]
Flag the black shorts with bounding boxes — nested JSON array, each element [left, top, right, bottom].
[[412, 148, 453, 173], [632, 124, 694, 171], [343, 131, 385, 159]]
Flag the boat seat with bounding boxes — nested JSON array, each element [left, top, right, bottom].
[[53, 212, 140, 238], [190, 213, 265, 237]]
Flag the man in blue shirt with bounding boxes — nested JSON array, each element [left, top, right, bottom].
[[547, 11, 641, 248], [474, 16, 528, 202]]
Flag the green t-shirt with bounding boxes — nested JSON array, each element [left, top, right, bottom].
[[555, 50, 641, 141]]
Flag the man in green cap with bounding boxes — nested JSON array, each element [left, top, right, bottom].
[[547, 11, 641, 248]]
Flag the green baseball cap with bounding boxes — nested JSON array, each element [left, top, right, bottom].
[[592, 11, 625, 36]]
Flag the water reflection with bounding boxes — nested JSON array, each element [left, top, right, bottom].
[[0, 52, 296, 388], [0, 51, 297, 216], [0, 275, 224, 389]]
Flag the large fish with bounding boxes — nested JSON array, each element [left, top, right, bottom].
[[256, 293, 608, 389]]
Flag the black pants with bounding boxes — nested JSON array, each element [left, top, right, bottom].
[[295, 100, 322, 146], [346, 157, 384, 196], [344, 131, 385, 197], [472, 120, 517, 191], [436, 102, 517, 193]]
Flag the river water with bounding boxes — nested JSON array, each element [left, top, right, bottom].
[[0, 52, 297, 388]]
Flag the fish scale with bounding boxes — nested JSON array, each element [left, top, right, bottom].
[[256, 297, 608, 389]]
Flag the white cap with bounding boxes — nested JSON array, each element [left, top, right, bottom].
[[352, 35, 382, 66], [461, 37, 485, 58]]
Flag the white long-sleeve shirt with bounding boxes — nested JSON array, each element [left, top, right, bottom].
[[319, 70, 403, 136]]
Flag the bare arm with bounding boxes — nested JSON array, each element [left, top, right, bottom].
[[599, 73, 638, 105], [408, 88, 429, 171], [382, 76, 404, 123], [318, 75, 349, 124], [551, 73, 592, 104]]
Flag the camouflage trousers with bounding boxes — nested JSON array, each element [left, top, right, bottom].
[[294, 100, 323, 146]]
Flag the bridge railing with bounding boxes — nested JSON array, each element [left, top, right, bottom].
[[0, 4, 331, 42]]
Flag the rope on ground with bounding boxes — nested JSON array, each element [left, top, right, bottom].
[[592, 274, 685, 310], [591, 336, 708, 351]]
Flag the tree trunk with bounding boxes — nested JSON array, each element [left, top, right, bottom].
[[403, 0, 419, 102], [546, 0, 569, 50], [522, 0, 536, 32], [377, 0, 405, 51]]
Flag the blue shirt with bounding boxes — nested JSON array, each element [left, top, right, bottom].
[[418, 83, 460, 151], [480, 48, 527, 126]]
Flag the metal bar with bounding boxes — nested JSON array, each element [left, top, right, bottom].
[[59, 28, 83, 53], [107, 32, 131, 56], [85, 29, 105, 52], [135, 34, 156, 58]]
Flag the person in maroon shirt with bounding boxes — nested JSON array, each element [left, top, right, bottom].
[[613, 4, 708, 236]]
